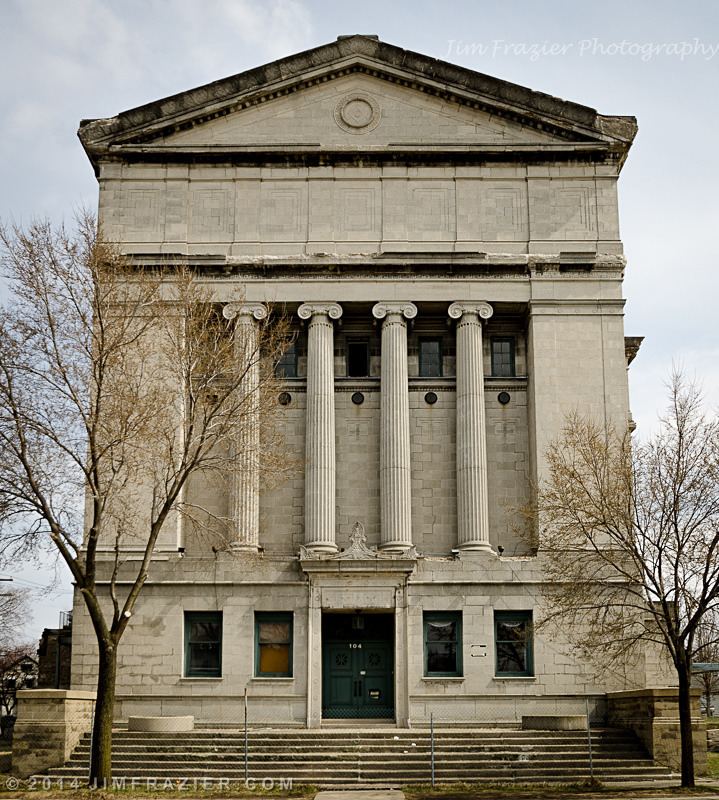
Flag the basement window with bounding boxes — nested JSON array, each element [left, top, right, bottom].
[[184, 611, 222, 678], [423, 611, 463, 677], [494, 611, 533, 677], [255, 612, 293, 678]]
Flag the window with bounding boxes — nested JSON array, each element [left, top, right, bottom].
[[255, 612, 293, 677], [347, 339, 370, 377], [275, 341, 297, 378], [491, 337, 515, 377], [419, 339, 442, 378], [423, 611, 462, 677], [494, 611, 533, 677], [184, 611, 222, 677]]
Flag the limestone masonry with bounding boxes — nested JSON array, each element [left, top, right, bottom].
[[71, 34, 667, 729]]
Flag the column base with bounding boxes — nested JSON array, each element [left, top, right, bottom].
[[303, 542, 339, 555], [379, 541, 415, 555], [457, 541, 495, 554], [227, 542, 260, 553]]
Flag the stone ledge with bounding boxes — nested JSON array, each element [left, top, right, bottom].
[[15, 689, 96, 701], [128, 715, 194, 733], [522, 715, 587, 731]]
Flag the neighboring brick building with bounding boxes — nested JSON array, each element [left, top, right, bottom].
[[72, 35, 660, 726]]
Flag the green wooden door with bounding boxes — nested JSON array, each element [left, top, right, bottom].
[[323, 640, 394, 718]]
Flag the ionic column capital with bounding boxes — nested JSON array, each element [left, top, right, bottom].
[[223, 302, 268, 321], [298, 303, 343, 321], [448, 301, 493, 322], [372, 302, 418, 321]]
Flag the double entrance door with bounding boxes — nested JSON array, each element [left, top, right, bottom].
[[322, 612, 394, 719]]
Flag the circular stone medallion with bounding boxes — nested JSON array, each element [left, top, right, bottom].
[[334, 94, 381, 134]]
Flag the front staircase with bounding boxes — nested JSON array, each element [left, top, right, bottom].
[[41, 727, 673, 787]]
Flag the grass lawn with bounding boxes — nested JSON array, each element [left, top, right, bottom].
[[708, 752, 719, 778]]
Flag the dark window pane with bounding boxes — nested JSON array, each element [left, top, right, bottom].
[[185, 612, 222, 677], [275, 342, 297, 378], [427, 620, 456, 642], [496, 642, 526, 673], [189, 642, 220, 673], [419, 339, 442, 377], [495, 611, 532, 676], [347, 340, 369, 377], [496, 620, 527, 641], [424, 612, 462, 676], [491, 338, 515, 377], [190, 620, 220, 643], [427, 643, 457, 673]]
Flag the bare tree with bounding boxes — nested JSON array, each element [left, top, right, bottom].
[[0, 641, 37, 719], [0, 216, 289, 783], [0, 587, 32, 649], [694, 613, 719, 717], [535, 374, 719, 788]]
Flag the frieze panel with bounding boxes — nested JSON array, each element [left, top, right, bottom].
[[260, 184, 308, 241], [189, 187, 234, 241], [118, 186, 165, 242]]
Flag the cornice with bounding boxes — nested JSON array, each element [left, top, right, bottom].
[[79, 36, 636, 173]]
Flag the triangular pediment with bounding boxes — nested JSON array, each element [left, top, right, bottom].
[[153, 73, 564, 148], [79, 36, 636, 166]]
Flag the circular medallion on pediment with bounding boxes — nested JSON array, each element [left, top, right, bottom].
[[334, 93, 381, 134]]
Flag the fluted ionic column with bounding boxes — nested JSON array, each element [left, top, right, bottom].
[[222, 302, 268, 551], [298, 303, 343, 553], [372, 302, 417, 552], [448, 301, 494, 552]]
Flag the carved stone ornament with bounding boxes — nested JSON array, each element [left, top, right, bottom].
[[371, 302, 418, 321], [447, 301, 494, 321], [297, 302, 343, 321], [222, 302, 268, 321], [299, 521, 417, 561], [334, 93, 381, 134]]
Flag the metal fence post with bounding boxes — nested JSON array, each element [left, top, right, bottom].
[[585, 696, 594, 782], [244, 687, 248, 783], [87, 698, 96, 784], [430, 712, 435, 787]]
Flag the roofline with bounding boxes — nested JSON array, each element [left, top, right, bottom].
[[78, 35, 637, 168]]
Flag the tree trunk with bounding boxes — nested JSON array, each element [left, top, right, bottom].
[[678, 662, 696, 788], [89, 642, 117, 787]]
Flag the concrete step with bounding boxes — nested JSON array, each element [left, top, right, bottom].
[[71, 741, 645, 754], [38, 726, 672, 787]]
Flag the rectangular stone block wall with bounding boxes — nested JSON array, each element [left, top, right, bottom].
[[335, 388, 381, 550], [98, 162, 621, 257], [72, 581, 309, 725], [410, 388, 457, 555], [12, 690, 95, 777], [607, 688, 707, 775]]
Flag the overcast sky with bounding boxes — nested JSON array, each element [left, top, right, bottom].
[[1, 0, 717, 642]]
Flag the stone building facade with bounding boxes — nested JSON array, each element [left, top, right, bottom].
[[73, 35, 659, 727]]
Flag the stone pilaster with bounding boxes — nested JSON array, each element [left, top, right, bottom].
[[372, 302, 417, 552], [298, 302, 343, 552], [222, 302, 268, 551], [448, 301, 494, 552]]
